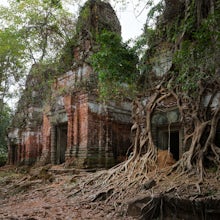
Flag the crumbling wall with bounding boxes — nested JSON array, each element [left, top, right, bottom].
[[8, 0, 132, 168], [8, 64, 54, 165]]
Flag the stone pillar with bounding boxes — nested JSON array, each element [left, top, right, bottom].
[[20, 141, 25, 164], [73, 104, 80, 158], [105, 114, 114, 168], [38, 114, 52, 165], [98, 119, 105, 167], [66, 106, 74, 159], [51, 124, 56, 164], [37, 131, 42, 162], [17, 141, 21, 165], [7, 140, 13, 165]]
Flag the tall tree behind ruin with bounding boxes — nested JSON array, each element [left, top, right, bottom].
[[0, 0, 75, 101]]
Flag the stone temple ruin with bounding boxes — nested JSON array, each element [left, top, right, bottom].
[[9, 0, 219, 170], [141, 42, 220, 167], [7, 0, 132, 168]]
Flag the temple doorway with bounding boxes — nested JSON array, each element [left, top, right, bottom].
[[169, 131, 179, 161], [158, 129, 180, 161], [55, 123, 68, 164], [10, 144, 17, 164]]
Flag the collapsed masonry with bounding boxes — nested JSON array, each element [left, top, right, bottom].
[[7, 0, 132, 168]]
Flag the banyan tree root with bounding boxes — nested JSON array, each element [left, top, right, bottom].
[[69, 86, 172, 205], [173, 80, 220, 181], [70, 80, 220, 212]]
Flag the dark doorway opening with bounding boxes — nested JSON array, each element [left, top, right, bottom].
[[169, 131, 179, 161], [215, 131, 220, 148], [55, 123, 68, 164], [11, 144, 17, 164], [215, 120, 220, 148], [158, 129, 180, 161]]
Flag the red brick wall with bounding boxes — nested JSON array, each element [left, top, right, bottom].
[[39, 114, 51, 164], [20, 131, 42, 165], [87, 103, 132, 168], [69, 93, 89, 167]]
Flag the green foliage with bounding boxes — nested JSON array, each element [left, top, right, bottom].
[[80, 4, 90, 20], [138, 0, 220, 95], [0, 151, 7, 167], [0, 103, 11, 166], [56, 37, 77, 73], [146, 0, 164, 24], [76, 0, 96, 36], [142, 27, 157, 48], [90, 31, 139, 101], [0, 27, 26, 99], [173, 11, 220, 93], [16, 0, 62, 8], [12, 0, 74, 61], [0, 0, 75, 71], [0, 0, 76, 109]]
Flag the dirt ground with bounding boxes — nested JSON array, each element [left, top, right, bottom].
[[0, 165, 135, 220], [1, 165, 220, 220]]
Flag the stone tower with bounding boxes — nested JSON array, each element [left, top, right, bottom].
[[8, 0, 132, 168]]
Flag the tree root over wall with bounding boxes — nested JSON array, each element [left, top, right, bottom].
[[69, 79, 220, 218]]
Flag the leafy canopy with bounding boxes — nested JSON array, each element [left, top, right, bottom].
[[0, 0, 75, 63], [0, 27, 26, 100], [172, 3, 220, 92], [90, 31, 139, 101], [0, 0, 76, 101], [0, 101, 11, 166]]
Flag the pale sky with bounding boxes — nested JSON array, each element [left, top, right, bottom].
[[115, 1, 148, 41]]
